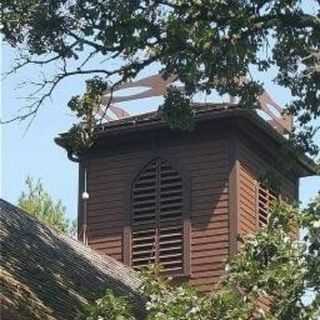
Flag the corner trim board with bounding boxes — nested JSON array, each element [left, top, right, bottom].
[[228, 134, 240, 256]]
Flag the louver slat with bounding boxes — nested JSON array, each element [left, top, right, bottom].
[[131, 158, 186, 274], [257, 184, 278, 228], [159, 159, 184, 274], [131, 160, 157, 268]]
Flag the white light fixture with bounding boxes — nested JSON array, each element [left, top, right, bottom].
[[82, 191, 89, 200]]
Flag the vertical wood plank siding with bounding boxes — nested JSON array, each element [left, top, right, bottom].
[[85, 133, 230, 293]]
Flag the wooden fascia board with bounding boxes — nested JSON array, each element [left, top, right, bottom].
[[77, 162, 84, 242], [228, 130, 240, 256]]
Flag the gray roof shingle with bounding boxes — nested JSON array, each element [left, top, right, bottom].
[[0, 199, 145, 320]]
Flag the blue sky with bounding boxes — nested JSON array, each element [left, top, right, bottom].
[[1, 40, 319, 222]]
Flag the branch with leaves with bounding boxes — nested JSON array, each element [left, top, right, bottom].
[[1, 0, 319, 155], [18, 176, 77, 236]]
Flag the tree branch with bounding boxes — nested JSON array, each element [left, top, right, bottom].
[[1, 51, 159, 124]]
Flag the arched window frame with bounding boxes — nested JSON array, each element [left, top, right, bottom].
[[123, 156, 191, 277]]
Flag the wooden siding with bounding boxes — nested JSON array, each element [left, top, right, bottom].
[[82, 123, 300, 295], [238, 138, 298, 238], [85, 131, 230, 293]]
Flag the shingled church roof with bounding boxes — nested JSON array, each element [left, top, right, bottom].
[[0, 199, 145, 320]]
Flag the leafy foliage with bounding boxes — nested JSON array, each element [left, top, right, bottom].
[[83, 196, 320, 320], [300, 195, 320, 295], [18, 176, 70, 234], [139, 267, 250, 320], [82, 289, 136, 320], [1, 0, 319, 154], [63, 77, 108, 156], [159, 87, 195, 131]]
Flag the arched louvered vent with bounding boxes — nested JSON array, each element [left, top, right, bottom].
[[129, 158, 189, 275], [257, 184, 278, 228]]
